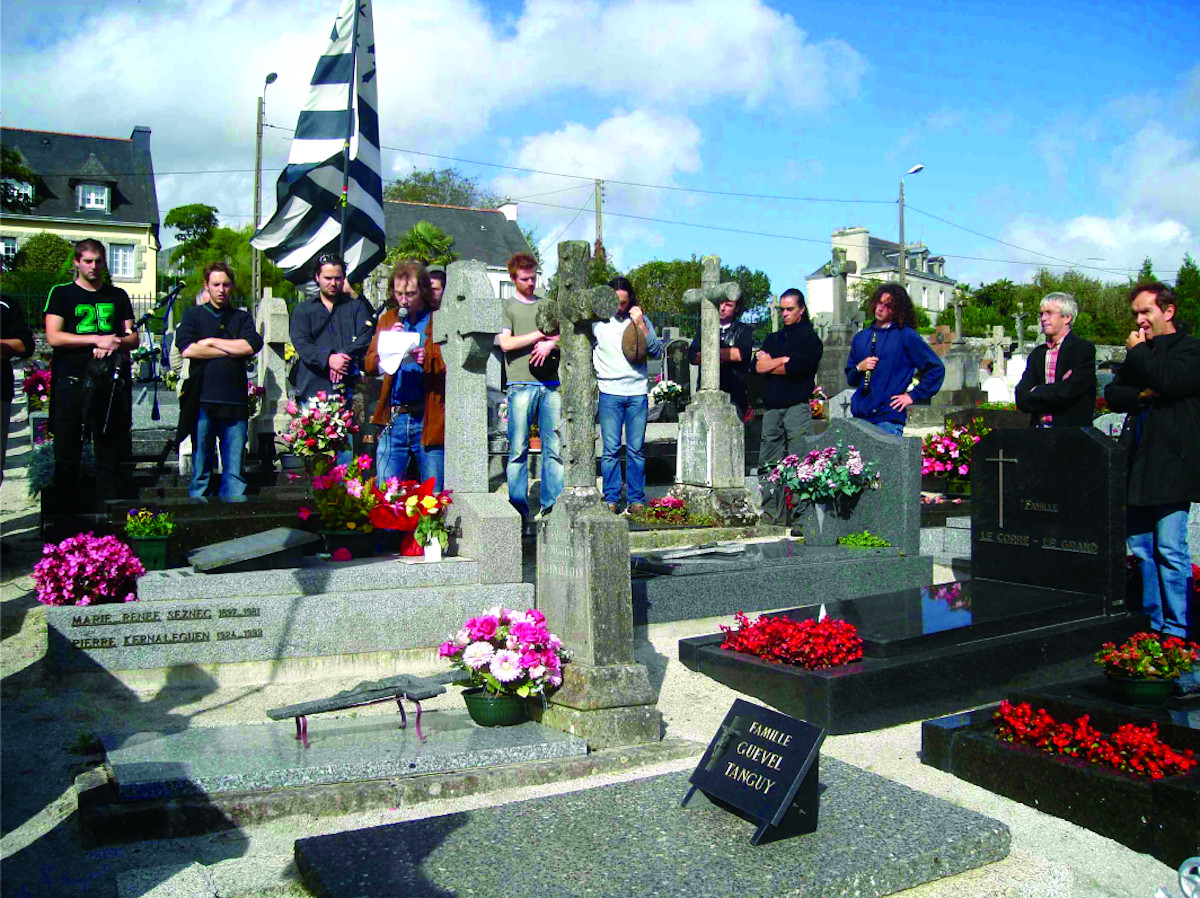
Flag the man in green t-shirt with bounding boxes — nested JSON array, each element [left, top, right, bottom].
[[497, 252, 561, 525], [44, 239, 139, 510]]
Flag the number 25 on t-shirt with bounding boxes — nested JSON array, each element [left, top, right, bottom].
[[75, 302, 115, 334]]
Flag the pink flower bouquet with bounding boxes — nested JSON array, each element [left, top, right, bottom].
[[439, 607, 570, 698], [307, 454, 377, 532], [34, 532, 145, 606], [278, 391, 357, 458], [921, 418, 990, 485]]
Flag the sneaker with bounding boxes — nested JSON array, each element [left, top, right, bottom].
[[607, 503, 621, 514], [628, 502, 646, 515]]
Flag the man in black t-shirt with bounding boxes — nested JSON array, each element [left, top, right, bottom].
[[173, 262, 263, 498], [44, 239, 138, 510]]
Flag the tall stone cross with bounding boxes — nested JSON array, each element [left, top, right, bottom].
[[671, 255, 755, 523], [254, 288, 292, 458], [431, 260, 521, 584], [535, 242, 619, 490], [1013, 312, 1027, 353], [828, 246, 858, 329], [533, 240, 661, 750], [683, 257, 741, 395]]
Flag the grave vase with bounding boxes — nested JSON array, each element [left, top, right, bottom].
[[796, 496, 859, 547], [1105, 674, 1173, 707], [461, 687, 528, 726], [127, 535, 170, 571], [422, 538, 442, 562]]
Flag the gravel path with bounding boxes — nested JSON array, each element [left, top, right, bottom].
[[0, 401, 1180, 898]]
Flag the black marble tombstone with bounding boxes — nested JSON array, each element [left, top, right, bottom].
[[971, 428, 1127, 612], [663, 339, 693, 405]]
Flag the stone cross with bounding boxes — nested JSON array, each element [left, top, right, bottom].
[[682, 257, 741, 394], [431, 260, 521, 584], [432, 260, 504, 494], [535, 244, 619, 490], [254, 288, 292, 456], [769, 295, 779, 333], [1013, 312, 1027, 353], [828, 246, 858, 329]]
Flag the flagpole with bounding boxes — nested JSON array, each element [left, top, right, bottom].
[[339, 0, 359, 262]]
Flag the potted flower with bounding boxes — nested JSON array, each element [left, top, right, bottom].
[[921, 418, 990, 496], [302, 454, 379, 557], [439, 606, 569, 726], [22, 364, 51, 413], [650, 377, 685, 422], [367, 477, 453, 559], [246, 380, 266, 418], [33, 532, 145, 606], [278, 391, 357, 475], [768, 440, 880, 545], [720, 611, 864, 670], [123, 507, 176, 571], [1094, 632, 1200, 706], [809, 385, 828, 420]]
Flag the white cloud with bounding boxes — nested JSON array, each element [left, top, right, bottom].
[[492, 109, 704, 271]]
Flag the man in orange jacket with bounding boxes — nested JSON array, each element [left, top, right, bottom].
[[365, 261, 445, 489]]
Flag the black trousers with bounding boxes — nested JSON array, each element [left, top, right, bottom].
[[51, 372, 129, 512]]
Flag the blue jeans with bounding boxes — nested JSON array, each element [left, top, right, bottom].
[[872, 420, 905, 437], [598, 392, 648, 505], [1128, 503, 1192, 638], [506, 383, 562, 519], [376, 412, 443, 491], [190, 409, 247, 499]]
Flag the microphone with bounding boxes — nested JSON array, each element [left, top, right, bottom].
[[861, 328, 879, 394]]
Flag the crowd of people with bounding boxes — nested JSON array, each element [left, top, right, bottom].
[[1, 239, 1195, 639]]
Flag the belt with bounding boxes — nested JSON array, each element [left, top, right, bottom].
[[390, 403, 423, 419]]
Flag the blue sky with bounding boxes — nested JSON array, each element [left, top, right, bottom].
[[2, 0, 1197, 293]]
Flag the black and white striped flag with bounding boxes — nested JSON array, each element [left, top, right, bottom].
[[251, 0, 385, 283]]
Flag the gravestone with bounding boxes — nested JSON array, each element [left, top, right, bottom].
[[815, 247, 859, 406], [1013, 312, 1027, 353], [1093, 412, 1126, 439], [433, 260, 522, 584], [928, 325, 953, 358], [671, 255, 756, 524], [972, 428, 1126, 610], [987, 326, 1008, 378], [826, 388, 855, 420], [253, 290, 292, 459], [534, 241, 662, 748], [663, 339, 693, 404]]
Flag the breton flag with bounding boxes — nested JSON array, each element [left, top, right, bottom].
[[251, 0, 385, 283]]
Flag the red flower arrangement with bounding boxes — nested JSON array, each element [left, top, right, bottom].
[[994, 700, 1196, 780], [720, 611, 864, 670], [368, 477, 453, 555]]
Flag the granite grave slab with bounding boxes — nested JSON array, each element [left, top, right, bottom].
[[972, 428, 1127, 610], [294, 764, 1010, 898], [679, 582, 1146, 733], [922, 695, 1200, 868], [187, 527, 320, 573], [102, 712, 587, 801]]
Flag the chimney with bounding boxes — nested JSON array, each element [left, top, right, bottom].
[[497, 201, 518, 222], [131, 126, 152, 153]]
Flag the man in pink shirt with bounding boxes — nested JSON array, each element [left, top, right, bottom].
[[1015, 292, 1096, 428]]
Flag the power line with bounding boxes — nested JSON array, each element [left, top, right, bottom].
[[542, 194, 593, 247]]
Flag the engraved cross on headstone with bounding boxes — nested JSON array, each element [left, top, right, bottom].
[[984, 449, 1019, 528], [432, 260, 504, 494], [682, 257, 740, 394], [704, 715, 747, 772], [536, 241, 619, 490]]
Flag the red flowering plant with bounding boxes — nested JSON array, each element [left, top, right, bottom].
[[33, 532, 144, 606], [921, 418, 990, 486], [300, 455, 378, 532], [22, 365, 51, 412], [994, 700, 1196, 780], [278, 391, 357, 460], [369, 477, 453, 550], [720, 611, 864, 670], [1094, 632, 1199, 681]]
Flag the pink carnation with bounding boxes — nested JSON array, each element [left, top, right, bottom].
[[331, 547, 352, 561]]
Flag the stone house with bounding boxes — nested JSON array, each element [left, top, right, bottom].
[[1, 126, 161, 300], [805, 226, 955, 317]]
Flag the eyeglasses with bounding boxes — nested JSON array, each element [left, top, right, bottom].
[[315, 254, 345, 270], [395, 290, 421, 300]]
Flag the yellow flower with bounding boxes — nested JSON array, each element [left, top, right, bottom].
[[405, 496, 419, 514], [346, 522, 356, 530], [420, 496, 439, 513]]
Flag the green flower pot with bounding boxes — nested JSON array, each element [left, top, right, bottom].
[[462, 687, 528, 727], [1105, 673, 1173, 707], [128, 535, 170, 571]]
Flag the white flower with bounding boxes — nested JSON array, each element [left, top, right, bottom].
[[527, 664, 546, 681], [462, 641, 495, 669], [490, 649, 522, 683], [454, 628, 471, 647]]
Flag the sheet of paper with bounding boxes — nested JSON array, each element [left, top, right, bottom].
[[377, 330, 422, 375]]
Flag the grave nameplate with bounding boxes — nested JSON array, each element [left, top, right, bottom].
[[684, 699, 824, 845], [971, 429, 1126, 609]]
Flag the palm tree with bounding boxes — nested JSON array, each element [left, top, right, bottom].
[[388, 220, 458, 267]]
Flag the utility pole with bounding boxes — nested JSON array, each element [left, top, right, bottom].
[[593, 179, 605, 259], [897, 164, 923, 291], [252, 72, 278, 315]]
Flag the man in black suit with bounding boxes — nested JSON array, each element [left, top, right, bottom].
[[1015, 292, 1096, 427]]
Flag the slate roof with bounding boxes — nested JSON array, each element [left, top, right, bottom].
[[381, 201, 532, 268], [0, 126, 160, 236], [807, 235, 954, 283]]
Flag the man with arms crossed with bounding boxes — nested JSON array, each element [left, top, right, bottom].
[[173, 262, 263, 498], [496, 253, 561, 526], [44, 239, 138, 511], [845, 282, 944, 436], [1105, 282, 1199, 643], [755, 289, 824, 525], [1015, 292, 1096, 427]]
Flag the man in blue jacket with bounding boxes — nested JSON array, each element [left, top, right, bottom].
[[845, 283, 945, 436]]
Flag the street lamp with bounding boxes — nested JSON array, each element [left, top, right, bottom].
[[898, 163, 923, 290], [252, 71, 278, 311]]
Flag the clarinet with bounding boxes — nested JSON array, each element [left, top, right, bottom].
[[861, 328, 879, 394]]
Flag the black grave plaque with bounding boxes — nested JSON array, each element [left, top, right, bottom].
[[684, 699, 824, 845], [971, 428, 1126, 609]]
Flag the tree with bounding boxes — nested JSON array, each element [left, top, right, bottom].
[[164, 203, 219, 270], [184, 224, 296, 302], [385, 220, 458, 268], [722, 264, 772, 321], [521, 225, 542, 269], [383, 168, 503, 208], [626, 258, 702, 317], [850, 277, 883, 309], [0, 146, 47, 214], [1173, 252, 1200, 331], [11, 232, 73, 275], [1134, 256, 1156, 285]]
